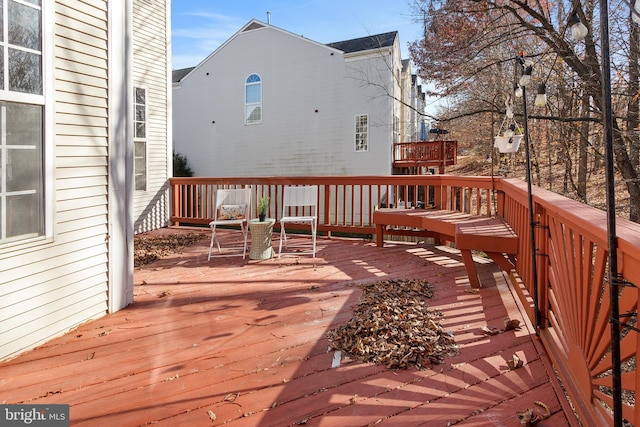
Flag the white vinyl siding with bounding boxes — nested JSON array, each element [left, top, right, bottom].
[[132, 0, 169, 233], [0, 0, 112, 361], [172, 23, 397, 177]]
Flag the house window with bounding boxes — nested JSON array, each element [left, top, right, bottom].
[[245, 74, 262, 125], [355, 114, 368, 152], [393, 115, 400, 143], [0, 0, 45, 243], [134, 87, 147, 191]]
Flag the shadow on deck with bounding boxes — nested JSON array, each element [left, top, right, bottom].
[[0, 228, 574, 426]]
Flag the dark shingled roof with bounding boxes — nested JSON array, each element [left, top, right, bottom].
[[327, 31, 397, 54], [172, 67, 195, 83]]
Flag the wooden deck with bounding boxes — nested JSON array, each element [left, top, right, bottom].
[[0, 228, 575, 426]]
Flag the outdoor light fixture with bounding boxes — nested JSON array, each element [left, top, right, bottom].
[[568, 10, 588, 40], [534, 83, 547, 107], [514, 83, 523, 98], [518, 59, 533, 87]]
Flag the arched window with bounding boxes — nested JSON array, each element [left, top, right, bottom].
[[245, 74, 262, 125]]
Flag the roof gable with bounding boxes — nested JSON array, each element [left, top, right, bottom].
[[172, 67, 195, 83], [176, 21, 400, 83], [179, 20, 343, 82]]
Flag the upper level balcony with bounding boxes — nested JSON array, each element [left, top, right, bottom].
[[393, 140, 458, 174]]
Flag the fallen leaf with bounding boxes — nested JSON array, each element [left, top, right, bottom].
[[507, 354, 523, 369], [207, 410, 216, 421], [516, 401, 550, 426], [517, 408, 535, 426], [481, 325, 500, 335], [326, 279, 457, 369], [134, 232, 208, 267], [224, 392, 239, 402], [503, 317, 521, 331]]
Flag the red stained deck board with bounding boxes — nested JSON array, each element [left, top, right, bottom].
[[0, 230, 575, 426]]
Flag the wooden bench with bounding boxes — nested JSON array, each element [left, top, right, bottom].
[[373, 208, 518, 288]]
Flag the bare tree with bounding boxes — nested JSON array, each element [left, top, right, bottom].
[[408, 0, 640, 221]]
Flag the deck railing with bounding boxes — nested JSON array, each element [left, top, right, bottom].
[[392, 140, 458, 172], [168, 175, 640, 426]]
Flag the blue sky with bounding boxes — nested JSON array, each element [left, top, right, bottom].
[[171, 0, 423, 71]]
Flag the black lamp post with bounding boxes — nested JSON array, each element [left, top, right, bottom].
[[570, 4, 622, 426], [515, 53, 540, 333]]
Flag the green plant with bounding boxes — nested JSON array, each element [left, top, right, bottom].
[[258, 196, 269, 218], [173, 151, 194, 177]]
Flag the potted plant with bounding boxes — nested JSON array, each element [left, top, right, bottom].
[[258, 196, 269, 222], [494, 124, 524, 153]]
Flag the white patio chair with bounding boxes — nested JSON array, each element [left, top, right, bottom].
[[208, 188, 252, 260], [278, 185, 318, 258]]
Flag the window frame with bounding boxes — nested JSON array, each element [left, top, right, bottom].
[[245, 73, 262, 125], [0, 0, 52, 250], [354, 114, 368, 152], [133, 86, 148, 192]]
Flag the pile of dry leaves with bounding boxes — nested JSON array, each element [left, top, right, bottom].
[[327, 278, 458, 369], [134, 232, 207, 267]]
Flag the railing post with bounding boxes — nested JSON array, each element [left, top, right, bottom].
[[170, 179, 178, 226], [534, 202, 549, 328], [495, 190, 506, 218], [323, 185, 331, 233], [434, 184, 442, 209]]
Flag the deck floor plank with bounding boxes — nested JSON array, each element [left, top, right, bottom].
[[0, 229, 574, 426]]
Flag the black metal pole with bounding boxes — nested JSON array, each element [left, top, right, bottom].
[[599, 0, 622, 423], [521, 85, 540, 333]]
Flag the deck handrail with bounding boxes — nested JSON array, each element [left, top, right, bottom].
[[393, 141, 458, 173], [168, 175, 640, 426]]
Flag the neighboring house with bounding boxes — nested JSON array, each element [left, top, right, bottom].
[[132, 0, 172, 233], [408, 68, 428, 141], [0, 0, 171, 361], [172, 20, 426, 177]]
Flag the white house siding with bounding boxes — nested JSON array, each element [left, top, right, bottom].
[[132, 0, 171, 233], [0, 0, 135, 361], [173, 23, 396, 177]]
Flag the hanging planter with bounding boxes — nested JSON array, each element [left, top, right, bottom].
[[494, 134, 523, 153], [494, 96, 523, 153]]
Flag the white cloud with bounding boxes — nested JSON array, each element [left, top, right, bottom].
[[171, 10, 244, 69]]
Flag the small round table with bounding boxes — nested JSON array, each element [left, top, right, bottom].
[[248, 218, 275, 260]]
